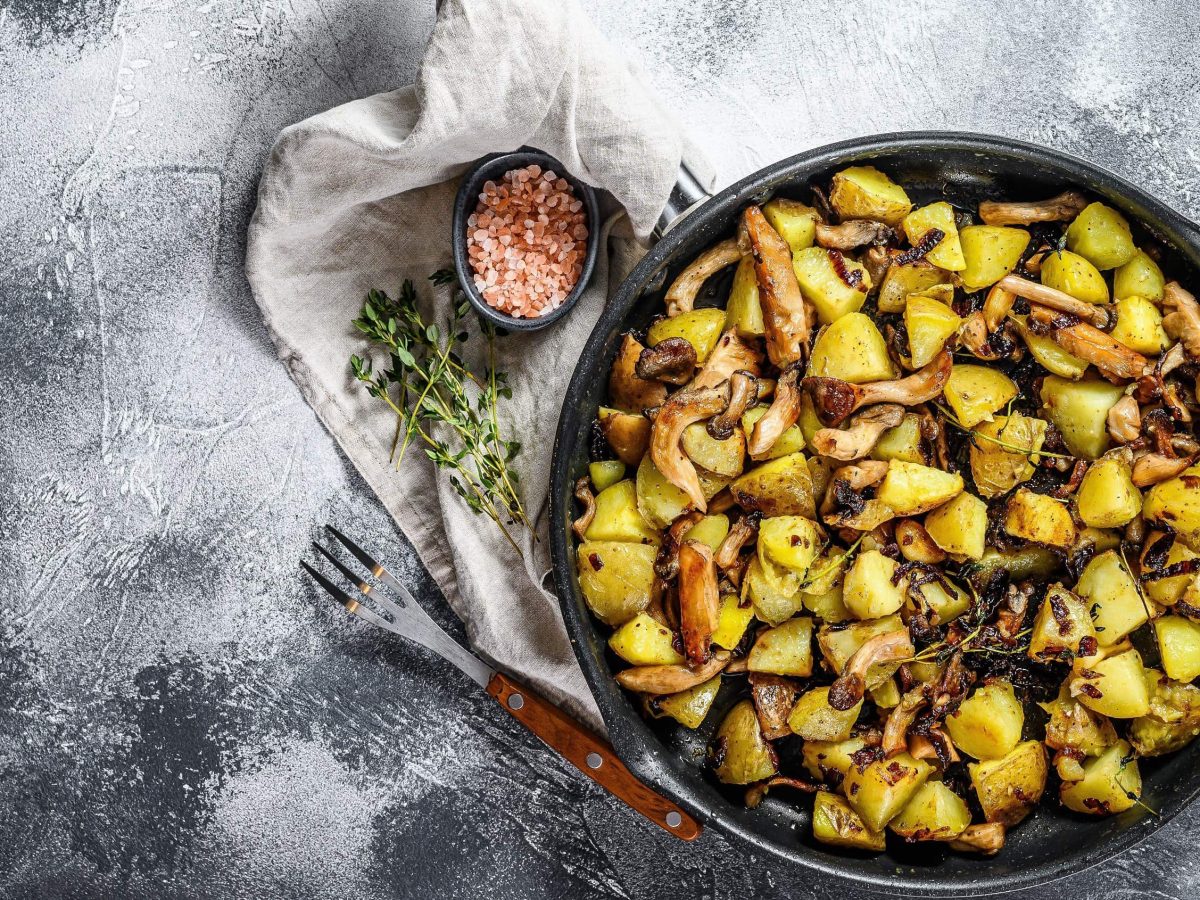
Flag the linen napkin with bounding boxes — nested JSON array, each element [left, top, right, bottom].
[[246, 0, 713, 729]]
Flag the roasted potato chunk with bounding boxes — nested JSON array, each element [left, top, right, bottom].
[[843, 549, 907, 619], [748, 617, 814, 677], [1040, 249, 1109, 304], [829, 165, 912, 226], [876, 460, 963, 517], [1059, 740, 1142, 815], [945, 681, 1025, 760], [730, 452, 817, 519], [577, 541, 657, 626], [584, 479, 660, 544], [1027, 584, 1099, 663], [808, 312, 896, 383], [1073, 648, 1151, 719], [1004, 488, 1076, 549], [958, 225, 1031, 291], [1143, 463, 1200, 551], [792, 247, 870, 325], [1154, 615, 1200, 682], [842, 752, 933, 832], [1113, 249, 1165, 302], [969, 414, 1048, 498], [1039, 376, 1126, 460], [944, 364, 1019, 429], [1066, 202, 1137, 270], [890, 780, 972, 840], [905, 294, 962, 368], [813, 790, 887, 851], [924, 491, 988, 560], [713, 699, 778, 784], [763, 197, 819, 254], [725, 254, 765, 337], [647, 307, 728, 361], [654, 675, 722, 729], [903, 201, 965, 271], [788, 686, 862, 741], [1076, 457, 1142, 529], [969, 741, 1047, 826], [609, 613, 684, 666], [1074, 550, 1149, 647]]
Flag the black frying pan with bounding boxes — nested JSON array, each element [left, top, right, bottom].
[[549, 132, 1200, 895]]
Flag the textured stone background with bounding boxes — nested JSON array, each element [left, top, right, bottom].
[[2, 1, 1199, 898]]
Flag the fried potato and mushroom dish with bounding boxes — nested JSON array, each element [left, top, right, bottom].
[[574, 164, 1200, 856]]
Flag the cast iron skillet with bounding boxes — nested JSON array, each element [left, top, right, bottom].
[[549, 132, 1200, 895]]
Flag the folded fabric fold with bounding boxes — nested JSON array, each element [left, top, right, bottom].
[[246, 0, 712, 729]]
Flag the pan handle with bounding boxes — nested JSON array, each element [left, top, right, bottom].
[[652, 161, 712, 241]]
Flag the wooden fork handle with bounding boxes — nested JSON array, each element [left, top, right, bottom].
[[486, 671, 702, 841]]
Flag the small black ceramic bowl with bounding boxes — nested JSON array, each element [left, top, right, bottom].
[[452, 147, 600, 331]]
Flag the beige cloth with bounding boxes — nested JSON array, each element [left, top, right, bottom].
[[246, 0, 712, 728]]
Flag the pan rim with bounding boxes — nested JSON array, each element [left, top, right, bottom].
[[549, 130, 1200, 896]]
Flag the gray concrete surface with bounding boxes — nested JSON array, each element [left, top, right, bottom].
[[3, 0, 1199, 897]]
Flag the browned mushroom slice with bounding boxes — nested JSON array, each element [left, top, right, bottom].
[[947, 823, 1006, 855], [609, 333, 668, 412], [571, 476, 596, 541], [690, 328, 764, 390], [636, 337, 698, 385], [895, 519, 946, 565], [1107, 395, 1142, 445], [708, 371, 758, 440], [820, 460, 890, 518], [997, 274, 1110, 328], [678, 541, 720, 664], [649, 386, 729, 511], [957, 311, 1003, 361], [811, 403, 905, 461], [882, 686, 929, 756], [862, 245, 893, 290], [749, 673, 802, 740], [744, 205, 811, 367], [815, 219, 894, 251], [804, 350, 953, 426], [744, 777, 820, 808], [828, 631, 915, 711], [747, 364, 804, 456], [614, 650, 730, 694], [1132, 450, 1197, 487], [664, 238, 742, 318], [983, 284, 1017, 331], [1028, 305, 1151, 381], [599, 410, 651, 466], [654, 511, 705, 581], [978, 191, 1087, 226], [1163, 281, 1200, 361], [715, 513, 759, 570]]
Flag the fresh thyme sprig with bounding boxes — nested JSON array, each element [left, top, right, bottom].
[[349, 271, 532, 551], [933, 402, 1075, 460]]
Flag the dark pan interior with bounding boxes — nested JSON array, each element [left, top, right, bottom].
[[549, 133, 1200, 896]]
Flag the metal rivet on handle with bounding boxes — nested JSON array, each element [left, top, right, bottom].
[[586, 752, 603, 769], [508, 693, 525, 710], [666, 811, 683, 828]]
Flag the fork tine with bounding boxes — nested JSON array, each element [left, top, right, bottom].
[[312, 541, 408, 619], [312, 542, 374, 596], [325, 524, 389, 580], [301, 560, 399, 634], [300, 560, 362, 613]]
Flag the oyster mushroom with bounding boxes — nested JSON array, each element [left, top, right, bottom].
[[1163, 281, 1200, 360], [654, 510, 705, 581], [744, 205, 811, 367], [678, 540, 720, 664], [997, 274, 1110, 328], [828, 630, 916, 711], [883, 686, 929, 756], [820, 460, 894, 532], [1107, 394, 1142, 444], [664, 238, 742, 317], [811, 403, 905, 461], [984, 284, 1017, 331], [958, 311, 1004, 361], [649, 385, 729, 511], [615, 650, 730, 694], [744, 775, 821, 808], [636, 337, 698, 385], [978, 190, 1088, 226], [804, 350, 953, 427], [715, 513, 759, 570], [747, 364, 804, 456], [948, 823, 1006, 856], [690, 328, 763, 390], [609, 333, 667, 412], [571, 476, 595, 541], [749, 673, 802, 741], [1132, 450, 1197, 487], [815, 219, 894, 250], [1028, 304, 1151, 381], [708, 370, 758, 440]]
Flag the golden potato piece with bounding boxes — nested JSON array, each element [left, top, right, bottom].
[[969, 741, 1047, 827], [829, 165, 912, 226], [712, 699, 777, 785]]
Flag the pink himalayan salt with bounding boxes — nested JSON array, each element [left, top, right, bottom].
[[464, 163, 589, 319]]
